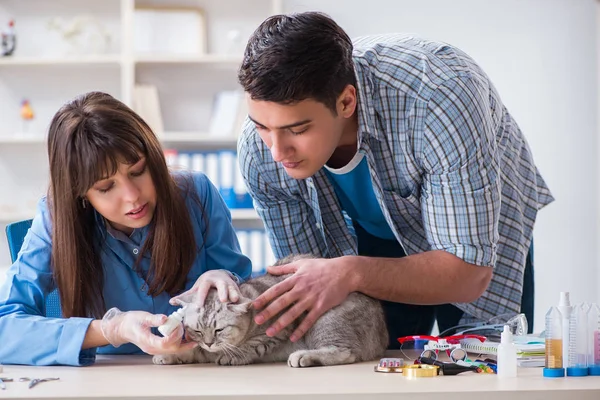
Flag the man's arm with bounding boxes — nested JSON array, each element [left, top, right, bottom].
[[347, 251, 492, 304], [253, 251, 492, 341]]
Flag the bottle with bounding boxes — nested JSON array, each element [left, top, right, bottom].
[[558, 292, 572, 368], [157, 308, 185, 337], [588, 303, 600, 376], [497, 325, 517, 377], [566, 303, 589, 376], [544, 306, 565, 377]]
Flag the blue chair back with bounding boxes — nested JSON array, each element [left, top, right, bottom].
[[5, 219, 62, 318]]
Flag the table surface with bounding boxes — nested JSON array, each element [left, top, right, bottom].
[[1, 353, 600, 400]]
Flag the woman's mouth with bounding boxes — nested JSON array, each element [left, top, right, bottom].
[[126, 203, 148, 219]]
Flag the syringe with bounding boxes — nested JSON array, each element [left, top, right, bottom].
[[544, 305, 565, 377], [566, 303, 589, 376], [588, 303, 600, 376]]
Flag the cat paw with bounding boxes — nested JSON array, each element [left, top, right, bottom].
[[288, 350, 322, 368], [215, 353, 251, 366], [153, 354, 181, 365]]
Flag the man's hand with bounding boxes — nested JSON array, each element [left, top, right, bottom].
[[253, 256, 356, 342]]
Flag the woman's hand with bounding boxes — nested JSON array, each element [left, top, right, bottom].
[[100, 307, 196, 355], [169, 269, 241, 306]]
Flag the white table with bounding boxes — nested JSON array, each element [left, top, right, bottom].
[[1, 354, 600, 399]]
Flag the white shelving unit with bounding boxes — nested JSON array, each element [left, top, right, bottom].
[[0, 0, 280, 265]]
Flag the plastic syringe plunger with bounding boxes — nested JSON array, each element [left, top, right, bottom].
[[544, 306, 565, 377], [158, 308, 185, 337], [558, 292, 572, 372], [567, 303, 589, 376]]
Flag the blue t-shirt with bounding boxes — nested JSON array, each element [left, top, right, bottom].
[[324, 153, 396, 240], [0, 171, 252, 366]]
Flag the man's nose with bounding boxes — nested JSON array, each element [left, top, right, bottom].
[[270, 134, 289, 162]]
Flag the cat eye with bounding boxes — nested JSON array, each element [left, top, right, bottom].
[[215, 328, 225, 334]]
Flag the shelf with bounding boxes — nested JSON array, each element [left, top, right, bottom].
[[0, 133, 238, 147], [159, 132, 238, 147], [230, 208, 259, 220], [135, 54, 243, 65], [0, 55, 122, 67], [0, 136, 46, 144], [0, 209, 259, 223]]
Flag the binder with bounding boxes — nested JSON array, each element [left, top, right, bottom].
[[219, 150, 236, 208]]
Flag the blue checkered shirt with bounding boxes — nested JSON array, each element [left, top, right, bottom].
[[238, 34, 554, 320]]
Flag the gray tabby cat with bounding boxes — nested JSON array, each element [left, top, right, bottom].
[[153, 254, 388, 367]]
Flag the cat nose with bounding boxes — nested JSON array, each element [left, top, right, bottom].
[[204, 340, 214, 347]]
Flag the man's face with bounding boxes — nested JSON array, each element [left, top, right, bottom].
[[85, 157, 156, 235], [247, 96, 351, 180]]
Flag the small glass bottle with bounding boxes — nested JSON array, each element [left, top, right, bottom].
[[544, 306, 565, 377], [588, 303, 600, 376], [497, 325, 517, 377], [566, 303, 589, 376], [158, 308, 185, 337]]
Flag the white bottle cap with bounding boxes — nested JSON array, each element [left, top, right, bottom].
[[501, 324, 512, 344], [559, 292, 571, 307]]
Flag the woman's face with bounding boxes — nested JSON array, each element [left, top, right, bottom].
[[85, 157, 157, 235]]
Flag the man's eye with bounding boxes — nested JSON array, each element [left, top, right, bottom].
[[289, 127, 309, 135]]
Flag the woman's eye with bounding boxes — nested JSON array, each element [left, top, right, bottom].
[[131, 165, 147, 177], [98, 183, 113, 193]]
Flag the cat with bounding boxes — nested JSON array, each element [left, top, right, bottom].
[[153, 254, 389, 368]]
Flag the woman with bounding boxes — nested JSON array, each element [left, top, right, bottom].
[[0, 92, 252, 366]]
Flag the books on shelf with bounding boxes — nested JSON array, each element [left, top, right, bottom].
[[208, 90, 247, 138], [133, 84, 164, 136]]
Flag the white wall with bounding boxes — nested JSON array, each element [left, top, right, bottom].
[[283, 0, 599, 331]]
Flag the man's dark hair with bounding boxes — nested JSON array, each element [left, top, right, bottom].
[[238, 12, 356, 114]]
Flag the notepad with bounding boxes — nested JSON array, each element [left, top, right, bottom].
[[460, 338, 545, 357]]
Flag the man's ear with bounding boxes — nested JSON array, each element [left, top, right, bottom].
[[227, 298, 252, 314]]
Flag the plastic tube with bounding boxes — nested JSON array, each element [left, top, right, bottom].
[[588, 303, 600, 376], [566, 303, 588, 376], [544, 306, 565, 377]]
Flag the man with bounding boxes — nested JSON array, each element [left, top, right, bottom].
[[237, 12, 553, 347]]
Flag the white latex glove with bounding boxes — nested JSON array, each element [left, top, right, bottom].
[[170, 269, 241, 306], [100, 307, 196, 355]]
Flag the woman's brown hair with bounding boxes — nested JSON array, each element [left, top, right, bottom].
[[47, 91, 198, 319]]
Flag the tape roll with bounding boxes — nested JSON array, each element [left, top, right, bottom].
[[402, 364, 439, 378]]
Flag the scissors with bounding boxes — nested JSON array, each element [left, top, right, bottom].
[[19, 377, 60, 389], [0, 377, 14, 390]]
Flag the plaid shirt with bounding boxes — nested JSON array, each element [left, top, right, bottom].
[[238, 34, 554, 320]]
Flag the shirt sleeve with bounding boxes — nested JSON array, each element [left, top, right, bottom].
[[191, 172, 252, 281], [237, 120, 330, 260], [420, 74, 501, 267], [0, 198, 96, 366]]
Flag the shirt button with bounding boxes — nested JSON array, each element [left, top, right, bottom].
[[315, 223, 321, 230], [133, 248, 139, 255]]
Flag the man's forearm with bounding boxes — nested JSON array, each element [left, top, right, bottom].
[[345, 251, 492, 305]]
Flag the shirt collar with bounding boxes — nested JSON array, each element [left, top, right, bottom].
[[353, 58, 383, 145]]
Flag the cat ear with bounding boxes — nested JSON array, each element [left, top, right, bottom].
[[171, 291, 197, 308], [227, 298, 252, 314]]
